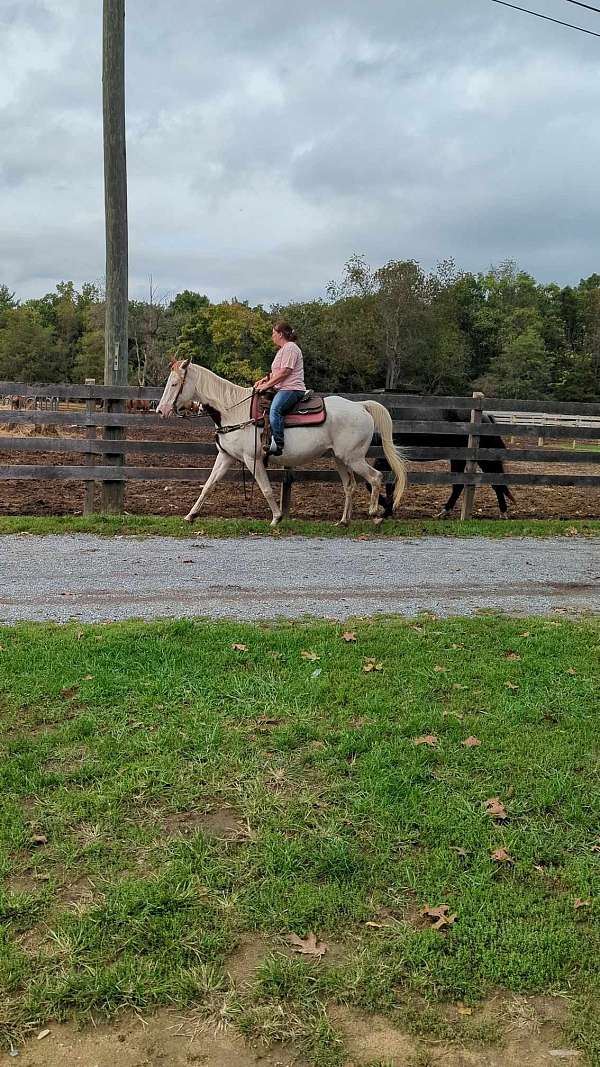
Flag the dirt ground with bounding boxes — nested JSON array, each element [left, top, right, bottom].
[[1, 419, 599, 521], [7, 988, 578, 1067]]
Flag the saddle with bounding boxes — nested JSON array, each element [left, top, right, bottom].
[[250, 390, 327, 428]]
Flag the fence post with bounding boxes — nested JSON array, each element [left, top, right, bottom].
[[280, 470, 294, 517], [83, 379, 97, 515], [460, 391, 484, 521]]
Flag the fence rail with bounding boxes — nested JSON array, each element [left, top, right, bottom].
[[1, 383, 599, 520]]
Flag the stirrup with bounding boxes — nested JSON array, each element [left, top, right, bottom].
[[264, 440, 283, 456]]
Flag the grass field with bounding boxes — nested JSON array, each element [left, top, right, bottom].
[[0, 514, 599, 539], [1, 616, 599, 1063]]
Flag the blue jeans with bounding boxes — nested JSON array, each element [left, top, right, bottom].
[[270, 389, 305, 445]]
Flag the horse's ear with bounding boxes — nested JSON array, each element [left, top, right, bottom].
[[181, 358, 191, 370]]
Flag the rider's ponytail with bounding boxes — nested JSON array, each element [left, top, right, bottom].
[[273, 321, 298, 343]]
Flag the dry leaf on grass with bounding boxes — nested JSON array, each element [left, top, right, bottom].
[[485, 797, 508, 820], [566, 668, 578, 676], [457, 1005, 473, 1016], [574, 898, 591, 910], [491, 848, 514, 864], [60, 686, 79, 699], [452, 847, 468, 858], [434, 664, 448, 673], [420, 903, 457, 930], [505, 681, 519, 690], [301, 650, 320, 662], [519, 631, 531, 638], [286, 932, 327, 957], [505, 652, 522, 661], [414, 735, 438, 747], [341, 631, 357, 643], [462, 736, 481, 748], [363, 658, 384, 672], [31, 834, 48, 847], [231, 643, 248, 652]]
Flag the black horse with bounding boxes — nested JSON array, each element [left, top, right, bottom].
[[376, 408, 516, 519]]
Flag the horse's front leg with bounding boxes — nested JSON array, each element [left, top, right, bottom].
[[245, 454, 282, 526], [184, 450, 235, 522]]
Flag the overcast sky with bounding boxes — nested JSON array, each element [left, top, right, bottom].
[[1, 0, 599, 305]]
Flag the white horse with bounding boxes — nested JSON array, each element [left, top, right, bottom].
[[157, 360, 407, 526]]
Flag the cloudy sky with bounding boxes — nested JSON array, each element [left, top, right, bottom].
[[1, 0, 600, 305]]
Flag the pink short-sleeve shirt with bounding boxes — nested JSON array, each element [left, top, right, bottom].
[[271, 341, 306, 392]]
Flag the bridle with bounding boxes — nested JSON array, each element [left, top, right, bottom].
[[170, 360, 191, 415]]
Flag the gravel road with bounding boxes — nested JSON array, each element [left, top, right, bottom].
[[0, 534, 598, 623]]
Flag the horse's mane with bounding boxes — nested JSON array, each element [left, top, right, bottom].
[[192, 364, 250, 418]]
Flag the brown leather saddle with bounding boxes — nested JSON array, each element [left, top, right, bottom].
[[251, 390, 327, 428]]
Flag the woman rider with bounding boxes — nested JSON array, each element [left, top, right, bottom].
[[254, 321, 306, 456]]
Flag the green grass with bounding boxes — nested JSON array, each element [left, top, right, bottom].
[[0, 514, 599, 539], [0, 617, 599, 1063]]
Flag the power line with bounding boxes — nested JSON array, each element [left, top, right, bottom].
[[490, 0, 600, 36], [562, 0, 600, 14]]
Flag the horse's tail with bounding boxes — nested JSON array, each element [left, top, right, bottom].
[[362, 401, 407, 511], [487, 414, 517, 504]]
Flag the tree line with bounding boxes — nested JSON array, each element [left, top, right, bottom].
[[1, 256, 598, 400]]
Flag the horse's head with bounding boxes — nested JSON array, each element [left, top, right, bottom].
[[156, 359, 195, 417]]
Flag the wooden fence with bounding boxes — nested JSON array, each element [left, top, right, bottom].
[[1, 381, 599, 520]]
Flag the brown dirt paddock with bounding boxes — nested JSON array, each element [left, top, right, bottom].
[[1, 420, 599, 521]]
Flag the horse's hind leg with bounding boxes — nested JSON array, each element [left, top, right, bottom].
[[480, 460, 510, 517], [346, 457, 384, 521], [333, 458, 355, 526], [437, 461, 464, 519]]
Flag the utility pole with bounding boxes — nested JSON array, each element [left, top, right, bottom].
[[102, 0, 128, 512]]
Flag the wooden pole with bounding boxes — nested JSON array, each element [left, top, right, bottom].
[[83, 379, 97, 515], [460, 391, 484, 521], [102, 0, 128, 513], [280, 470, 294, 517]]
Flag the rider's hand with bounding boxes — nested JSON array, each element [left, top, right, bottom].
[[255, 379, 270, 393]]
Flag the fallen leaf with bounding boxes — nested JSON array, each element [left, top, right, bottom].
[[491, 848, 514, 864], [452, 683, 468, 691], [414, 735, 438, 747], [311, 668, 322, 679], [256, 716, 280, 731], [31, 834, 48, 847], [457, 1005, 473, 1016], [452, 847, 468, 858], [83, 674, 94, 681], [505, 652, 521, 661], [363, 658, 384, 672], [231, 643, 248, 652], [565, 527, 579, 537], [566, 668, 578, 676], [341, 631, 357, 643], [420, 903, 457, 930], [286, 932, 327, 957], [37, 1029, 50, 1041], [485, 797, 508, 820], [434, 664, 448, 673], [519, 631, 531, 638], [450, 643, 465, 650], [462, 736, 481, 748], [0, 644, 7, 652], [301, 650, 320, 662], [267, 651, 283, 660], [505, 681, 519, 690], [574, 898, 591, 910], [60, 685, 79, 699]]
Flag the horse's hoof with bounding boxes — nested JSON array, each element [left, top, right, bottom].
[[499, 512, 508, 520], [436, 508, 451, 520], [372, 516, 384, 526], [335, 520, 349, 528], [184, 514, 195, 524], [270, 515, 282, 527]]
